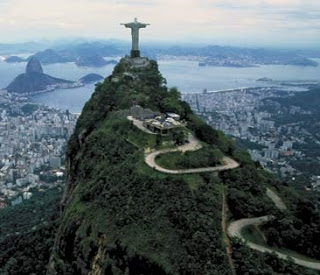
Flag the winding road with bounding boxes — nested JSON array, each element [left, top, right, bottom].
[[129, 117, 320, 271], [228, 188, 320, 271], [145, 133, 239, 174]]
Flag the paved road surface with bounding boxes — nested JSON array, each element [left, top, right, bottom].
[[228, 190, 320, 271], [145, 134, 239, 174]]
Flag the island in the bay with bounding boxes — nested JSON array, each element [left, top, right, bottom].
[[79, 73, 104, 84]]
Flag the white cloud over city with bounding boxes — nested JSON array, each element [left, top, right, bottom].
[[0, 0, 319, 47]]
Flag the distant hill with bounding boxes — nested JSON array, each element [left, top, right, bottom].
[[79, 73, 104, 84], [276, 88, 320, 114], [9, 42, 317, 68], [69, 41, 124, 57], [22, 42, 123, 66], [75, 55, 117, 67], [29, 49, 73, 64], [24, 48, 119, 67], [5, 56, 25, 63], [6, 57, 73, 95], [1, 41, 320, 67]]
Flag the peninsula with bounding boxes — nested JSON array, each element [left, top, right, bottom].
[[5, 57, 82, 95]]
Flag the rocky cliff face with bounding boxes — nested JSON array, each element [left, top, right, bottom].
[[26, 57, 44, 74], [47, 57, 231, 274]]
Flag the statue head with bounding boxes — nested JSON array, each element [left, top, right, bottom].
[[134, 17, 138, 22]]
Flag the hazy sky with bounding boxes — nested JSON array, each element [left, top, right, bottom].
[[0, 0, 319, 47]]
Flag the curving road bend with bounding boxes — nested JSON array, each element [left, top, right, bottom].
[[145, 134, 239, 174], [228, 189, 320, 271]]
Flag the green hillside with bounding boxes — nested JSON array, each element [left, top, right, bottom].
[[276, 88, 320, 114], [0, 188, 61, 274], [47, 57, 233, 274], [44, 57, 320, 274]]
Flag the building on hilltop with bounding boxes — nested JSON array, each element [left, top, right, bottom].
[[130, 105, 186, 135], [143, 116, 186, 135]]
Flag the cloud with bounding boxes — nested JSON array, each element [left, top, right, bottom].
[[0, 0, 319, 47], [112, 0, 158, 6]]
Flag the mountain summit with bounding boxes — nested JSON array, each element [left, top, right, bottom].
[[46, 57, 236, 274], [6, 57, 73, 95], [26, 57, 44, 74]]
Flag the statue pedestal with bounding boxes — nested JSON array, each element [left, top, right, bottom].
[[131, 50, 140, 58]]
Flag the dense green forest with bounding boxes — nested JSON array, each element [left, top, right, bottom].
[[51, 117, 230, 274], [232, 239, 318, 275], [155, 145, 223, 170], [221, 157, 277, 219], [0, 188, 61, 274], [262, 182, 320, 259]]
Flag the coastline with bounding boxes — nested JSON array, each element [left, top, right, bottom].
[[6, 82, 84, 97]]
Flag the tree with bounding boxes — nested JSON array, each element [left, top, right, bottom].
[[172, 130, 185, 145]]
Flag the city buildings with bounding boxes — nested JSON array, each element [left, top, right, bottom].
[[183, 86, 319, 195], [0, 90, 79, 208]]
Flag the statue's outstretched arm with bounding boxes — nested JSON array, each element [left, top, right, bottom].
[[120, 23, 131, 28], [139, 23, 150, 28]]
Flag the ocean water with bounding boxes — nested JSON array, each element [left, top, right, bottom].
[[0, 58, 319, 113], [158, 59, 320, 92], [0, 60, 116, 113]]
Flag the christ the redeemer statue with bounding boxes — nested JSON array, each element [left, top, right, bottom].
[[121, 18, 150, 58]]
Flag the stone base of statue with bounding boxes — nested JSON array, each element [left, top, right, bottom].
[[131, 50, 140, 58]]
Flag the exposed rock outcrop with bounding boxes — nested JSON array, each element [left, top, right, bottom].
[[26, 57, 43, 74]]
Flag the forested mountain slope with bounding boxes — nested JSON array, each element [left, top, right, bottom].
[[46, 57, 320, 275]]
